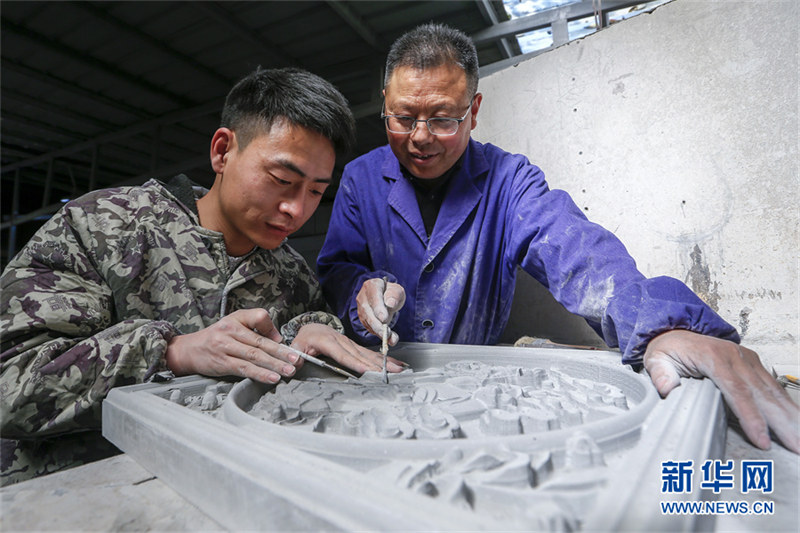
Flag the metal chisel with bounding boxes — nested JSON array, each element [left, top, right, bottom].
[[381, 324, 389, 384], [381, 276, 390, 384]]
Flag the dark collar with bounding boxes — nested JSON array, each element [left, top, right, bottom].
[[400, 153, 465, 193], [163, 174, 200, 216]]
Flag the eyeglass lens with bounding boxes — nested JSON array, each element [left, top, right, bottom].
[[386, 116, 460, 135]]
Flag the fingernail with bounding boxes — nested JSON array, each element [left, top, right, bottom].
[[386, 297, 397, 308], [267, 373, 281, 384], [283, 365, 296, 376]]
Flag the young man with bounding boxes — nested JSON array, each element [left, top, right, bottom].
[[317, 24, 799, 454], [0, 67, 403, 484]]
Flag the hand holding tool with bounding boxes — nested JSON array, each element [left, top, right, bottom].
[[286, 345, 357, 380]]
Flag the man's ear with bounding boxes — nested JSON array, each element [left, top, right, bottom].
[[469, 93, 483, 131], [210, 128, 235, 174]]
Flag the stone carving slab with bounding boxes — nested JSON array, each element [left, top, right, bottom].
[[103, 343, 726, 531]]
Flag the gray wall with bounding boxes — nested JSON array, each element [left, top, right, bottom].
[[478, 0, 798, 368]]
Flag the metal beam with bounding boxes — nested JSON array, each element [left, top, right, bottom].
[[1, 111, 90, 146], [7, 169, 20, 260], [326, 1, 384, 51], [0, 63, 212, 170], [2, 19, 194, 108], [193, 3, 300, 67], [89, 144, 99, 192], [475, 0, 515, 59], [0, 202, 64, 232], [0, 155, 210, 231], [76, 2, 232, 90], [42, 159, 54, 209], [1, 60, 148, 121], [471, 0, 641, 44], [1, 99, 221, 174], [2, 87, 119, 133]]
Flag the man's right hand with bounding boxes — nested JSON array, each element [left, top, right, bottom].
[[165, 308, 302, 384], [356, 277, 406, 345]]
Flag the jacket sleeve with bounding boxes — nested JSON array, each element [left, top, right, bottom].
[[0, 206, 176, 440], [505, 160, 739, 365], [316, 169, 395, 344]]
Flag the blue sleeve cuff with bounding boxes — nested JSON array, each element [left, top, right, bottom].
[[603, 276, 740, 365]]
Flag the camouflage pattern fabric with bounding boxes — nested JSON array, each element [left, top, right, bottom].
[[0, 175, 341, 485]]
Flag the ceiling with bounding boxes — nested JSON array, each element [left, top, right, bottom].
[[0, 0, 648, 264]]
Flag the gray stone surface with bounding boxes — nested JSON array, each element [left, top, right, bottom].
[[2, 411, 795, 532], [2, 346, 795, 531], [97, 343, 723, 530], [0, 454, 224, 531], [236, 359, 640, 528], [247, 363, 631, 439]]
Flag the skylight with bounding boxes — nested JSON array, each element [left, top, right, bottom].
[[502, 0, 673, 53]]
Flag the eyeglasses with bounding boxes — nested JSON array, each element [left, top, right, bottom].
[[381, 98, 474, 136]]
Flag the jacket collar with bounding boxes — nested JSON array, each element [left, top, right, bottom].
[[380, 139, 489, 185], [383, 139, 489, 253]]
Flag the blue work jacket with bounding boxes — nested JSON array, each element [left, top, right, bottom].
[[317, 140, 738, 364]]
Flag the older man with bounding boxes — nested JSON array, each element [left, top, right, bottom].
[[1, 67, 403, 484], [317, 24, 799, 454]]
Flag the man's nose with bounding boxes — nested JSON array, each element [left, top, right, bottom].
[[409, 120, 434, 143], [279, 195, 304, 219]]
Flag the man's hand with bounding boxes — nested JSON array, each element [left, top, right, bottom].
[[356, 277, 406, 345], [292, 323, 406, 375], [165, 308, 302, 384], [644, 330, 800, 454]]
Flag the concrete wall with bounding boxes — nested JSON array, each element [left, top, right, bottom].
[[478, 0, 798, 368]]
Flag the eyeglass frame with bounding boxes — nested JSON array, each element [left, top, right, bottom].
[[380, 96, 476, 136]]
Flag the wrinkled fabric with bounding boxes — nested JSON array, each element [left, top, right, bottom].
[[0, 176, 340, 484], [318, 140, 738, 360]]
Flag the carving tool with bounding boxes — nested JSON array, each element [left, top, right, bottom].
[[381, 324, 389, 384], [381, 276, 390, 384], [286, 345, 357, 380], [778, 374, 800, 390]]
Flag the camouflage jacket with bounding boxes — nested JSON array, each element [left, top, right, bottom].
[[0, 175, 340, 483]]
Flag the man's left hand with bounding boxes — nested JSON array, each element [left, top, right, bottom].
[[644, 330, 800, 454]]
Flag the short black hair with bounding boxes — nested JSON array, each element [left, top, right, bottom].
[[384, 23, 479, 97], [221, 67, 355, 157]]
